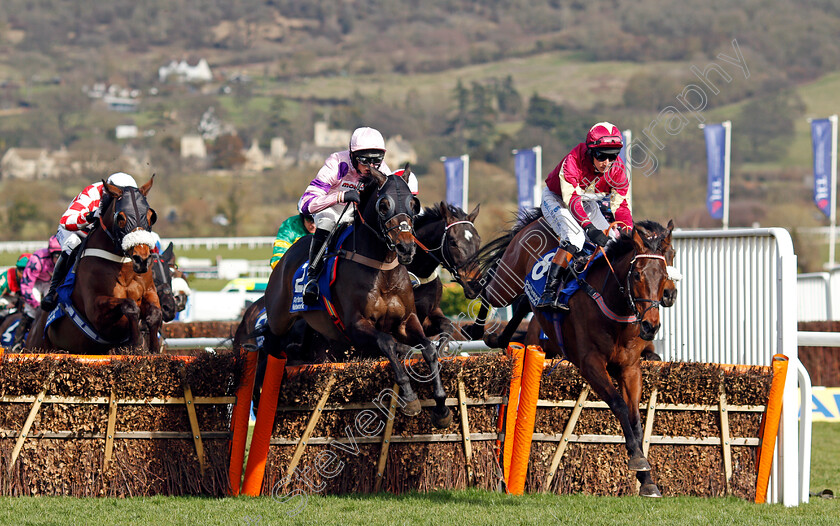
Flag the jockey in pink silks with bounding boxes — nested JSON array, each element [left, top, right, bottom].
[[297, 126, 418, 306]]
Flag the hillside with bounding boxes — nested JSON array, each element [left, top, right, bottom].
[[1, 1, 840, 270]]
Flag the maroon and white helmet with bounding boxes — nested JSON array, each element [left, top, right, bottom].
[[585, 122, 623, 153]]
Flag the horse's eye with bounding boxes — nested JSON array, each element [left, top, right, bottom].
[[631, 270, 641, 280]]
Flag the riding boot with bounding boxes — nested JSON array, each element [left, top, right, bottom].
[[302, 228, 330, 306], [12, 313, 34, 351], [41, 249, 75, 312], [534, 261, 571, 311]]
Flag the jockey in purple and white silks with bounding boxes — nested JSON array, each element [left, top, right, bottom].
[[297, 127, 418, 306]]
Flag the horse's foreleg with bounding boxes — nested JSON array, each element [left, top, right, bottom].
[[619, 362, 662, 497], [119, 300, 143, 347], [346, 321, 420, 416], [141, 304, 163, 353], [403, 313, 452, 429], [579, 353, 650, 472]]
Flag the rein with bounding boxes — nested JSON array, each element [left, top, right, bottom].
[[587, 249, 667, 324]]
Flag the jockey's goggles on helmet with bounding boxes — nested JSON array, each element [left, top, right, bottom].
[[592, 149, 619, 162], [354, 150, 385, 168]]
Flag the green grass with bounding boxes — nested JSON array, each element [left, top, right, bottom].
[[0, 424, 837, 524]]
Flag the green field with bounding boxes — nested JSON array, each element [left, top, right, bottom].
[[1, 423, 837, 525]]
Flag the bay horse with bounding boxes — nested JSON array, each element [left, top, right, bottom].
[[263, 166, 452, 428], [470, 211, 673, 497], [26, 177, 162, 354], [235, 201, 482, 411]]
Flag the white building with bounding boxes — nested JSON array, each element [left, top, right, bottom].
[[159, 59, 213, 83]]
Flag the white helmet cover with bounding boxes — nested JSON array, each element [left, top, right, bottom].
[[106, 171, 139, 188], [349, 127, 386, 153]]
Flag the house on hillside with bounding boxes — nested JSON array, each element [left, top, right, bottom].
[[313, 121, 351, 148], [0, 148, 56, 179], [159, 59, 213, 83], [181, 135, 208, 159], [385, 135, 417, 169]]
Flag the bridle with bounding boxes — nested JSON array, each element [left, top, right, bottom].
[[623, 253, 668, 322], [356, 176, 416, 252], [413, 219, 477, 284], [99, 188, 157, 255]]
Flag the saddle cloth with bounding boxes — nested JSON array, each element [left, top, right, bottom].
[[289, 226, 354, 313]]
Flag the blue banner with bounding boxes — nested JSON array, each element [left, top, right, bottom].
[[812, 118, 833, 217], [443, 156, 466, 209], [704, 124, 726, 219], [514, 149, 537, 211]]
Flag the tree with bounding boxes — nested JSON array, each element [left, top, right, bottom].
[[209, 134, 245, 169]]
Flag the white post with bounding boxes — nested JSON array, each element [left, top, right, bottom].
[[722, 120, 731, 230], [623, 130, 632, 209], [533, 146, 542, 207], [829, 115, 838, 267], [461, 154, 470, 211]]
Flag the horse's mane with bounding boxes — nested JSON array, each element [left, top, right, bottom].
[[602, 219, 669, 260], [414, 203, 465, 230], [472, 207, 544, 279]]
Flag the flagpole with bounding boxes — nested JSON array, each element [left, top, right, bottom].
[[722, 120, 731, 230], [461, 154, 470, 211], [533, 146, 542, 207], [830, 114, 838, 267]]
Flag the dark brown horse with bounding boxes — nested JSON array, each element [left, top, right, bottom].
[[235, 201, 482, 411], [470, 212, 673, 497], [26, 177, 162, 354], [263, 167, 452, 428]]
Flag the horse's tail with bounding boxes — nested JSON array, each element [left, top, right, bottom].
[[469, 207, 544, 284]]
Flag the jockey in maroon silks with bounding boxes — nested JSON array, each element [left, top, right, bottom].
[[297, 126, 418, 306], [535, 122, 633, 311]]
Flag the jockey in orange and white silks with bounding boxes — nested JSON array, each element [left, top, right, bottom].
[[41, 172, 142, 312], [297, 126, 418, 306], [536, 122, 633, 312]]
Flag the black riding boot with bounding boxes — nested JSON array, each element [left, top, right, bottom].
[[41, 249, 75, 312], [302, 228, 330, 306], [534, 262, 572, 311], [12, 313, 34, 351]]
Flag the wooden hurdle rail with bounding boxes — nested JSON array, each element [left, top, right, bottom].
[[232, 347, 773, 498], [0, 352, 235, 482]]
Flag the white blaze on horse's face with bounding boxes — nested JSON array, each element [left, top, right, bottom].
[[464, 230, 473, 242]]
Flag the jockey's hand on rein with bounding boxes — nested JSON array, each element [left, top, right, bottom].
[[342, 189, 360, 204], [584, 224, 610, 247], [84, 211, 97, 224]]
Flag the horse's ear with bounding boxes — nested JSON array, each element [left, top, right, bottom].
[[368, 165, 387, 188], [402, 163, 411, 180], [666, 219, 675, 234], [438, 201, 451, 220], [103, 179, 123, 198], [139, 174, 155, 197], [467, 203, 480, 223], [162, 242, 174, 262], [632, 225, 649, 252]]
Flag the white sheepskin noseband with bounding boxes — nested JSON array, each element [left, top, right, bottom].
[[121, 230, 157, 252]]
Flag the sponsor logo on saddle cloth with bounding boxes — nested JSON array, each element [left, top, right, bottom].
[[290, 226, 355, 314], [1, 317, 21, 346], [523, 248, 597, 308]]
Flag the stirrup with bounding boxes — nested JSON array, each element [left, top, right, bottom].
[[302, 280, 320, 306]]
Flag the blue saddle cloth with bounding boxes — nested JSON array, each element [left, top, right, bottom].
[[254, 307, 267, 348], [523, 248, 598, 309], [289, 226, 353, 313]]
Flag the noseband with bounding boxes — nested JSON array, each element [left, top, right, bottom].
[[100, 188, 157, 255], [357, 179, 416, 251], [624, 254, 667, 322]]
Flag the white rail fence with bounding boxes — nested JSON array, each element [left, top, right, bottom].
[[653, 228, 807, 506]]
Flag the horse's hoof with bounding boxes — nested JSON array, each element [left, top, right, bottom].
[[401, 398, 422, 417], [640, 483, 662, 497], [430, 406, 452, 429], [628, 456, 651, 471]]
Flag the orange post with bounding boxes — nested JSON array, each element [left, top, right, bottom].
[[242, 354, 286, 497], [502, 343, 526, 486], [755, 354, 789, 504], [507, 345, 545, 495], [227, 346, 260, 496]]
